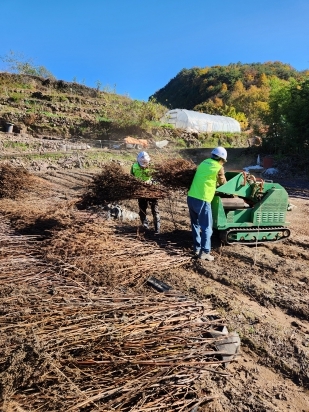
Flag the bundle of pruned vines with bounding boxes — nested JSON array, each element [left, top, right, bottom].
[[0, 211, 234, 411], [80, 162, 167, 207], [153, 158, 197, 190], [0, 285, 229, 411], [80, 159, 197, 207], [43, 222, 190, 288]]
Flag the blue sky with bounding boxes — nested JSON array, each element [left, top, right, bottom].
[[1, 0, 309, 101]]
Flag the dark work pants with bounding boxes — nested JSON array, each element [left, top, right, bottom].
[[138, 198, 160, 231]]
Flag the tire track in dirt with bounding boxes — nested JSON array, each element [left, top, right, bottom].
[[33, 170, 94, 202], [53, 169, 94, 183], [270, 243, 309, 261], [203, 246, 309, 318]]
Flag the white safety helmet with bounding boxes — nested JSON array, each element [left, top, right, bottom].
[[137, 151, 151, 167], [211, 146, 227, 162]]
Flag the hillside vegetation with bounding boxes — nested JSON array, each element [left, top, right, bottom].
[[0, 72, 251, 149], [1, 60, 309, 167], [0, 72, 167, 141], [152, 62, 309, 161]]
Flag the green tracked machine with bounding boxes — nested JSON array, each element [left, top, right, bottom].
[[212, 171, 291, 245]]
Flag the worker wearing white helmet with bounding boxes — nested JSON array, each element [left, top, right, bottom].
[[187, 147, 227, 261], [130, 151, 161, 234]]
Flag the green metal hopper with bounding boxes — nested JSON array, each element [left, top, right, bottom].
[[212, 171, 290, 244]]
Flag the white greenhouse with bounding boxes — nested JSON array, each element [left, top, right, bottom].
[[161, 109, 241, 133]]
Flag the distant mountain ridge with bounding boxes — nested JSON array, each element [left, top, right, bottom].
[[150, 62, 309, 132], [151, 62, 304, 110]]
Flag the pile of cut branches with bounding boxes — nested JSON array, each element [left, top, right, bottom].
[[0, 286, 229, 411], [42, 220, 190, 288], [80, 162, 167, 207], [0, 163, 35, 199], [0, 213, 235, 411], [153, 158, 197, 190]]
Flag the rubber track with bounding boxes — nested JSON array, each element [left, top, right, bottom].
[[220, 226, 291, 245]]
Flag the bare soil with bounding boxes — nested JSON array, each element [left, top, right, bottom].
[[0, 144, 308, 411]]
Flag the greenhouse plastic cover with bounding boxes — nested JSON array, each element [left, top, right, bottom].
[[161, 109, 241, 133]]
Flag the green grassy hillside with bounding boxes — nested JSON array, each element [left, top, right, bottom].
[[0, 73, 167, 140]]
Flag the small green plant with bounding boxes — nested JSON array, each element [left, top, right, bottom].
[[59, 95, 69, 103], [160, 123, 174, 129], [96, 115, 113, 123], [15, 82, 32, 90], [200, 141, 215, 148], [3, 141, 29, 151], [8, 93, 23, 103], [42, 111, 58, 118], [175, 138, 187, 148]]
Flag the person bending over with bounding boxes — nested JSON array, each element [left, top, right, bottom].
[[187, 147, 227, 261]]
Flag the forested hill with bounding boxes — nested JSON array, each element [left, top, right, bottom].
[[150, 62, 309, 163], [151, 62, 304, 110]]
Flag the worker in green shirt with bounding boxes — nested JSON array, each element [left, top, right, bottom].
[[131, 151, 161, 234], [187, 147, 227, 261]]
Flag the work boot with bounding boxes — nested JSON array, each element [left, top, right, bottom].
[[154, 222, 160, 234], [142, 219, 149, 229], [198, 251, 215, 261]]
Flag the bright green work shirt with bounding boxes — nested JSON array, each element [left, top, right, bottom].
[[130, 162, 152, 182], [188, 158, 222, 202]]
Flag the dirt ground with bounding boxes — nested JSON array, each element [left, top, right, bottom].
[[0, 145, 308, 411]]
